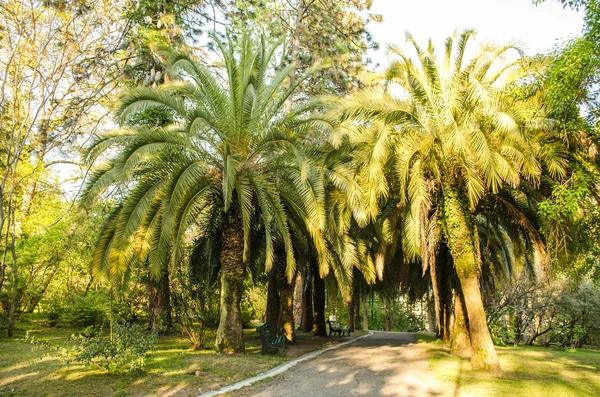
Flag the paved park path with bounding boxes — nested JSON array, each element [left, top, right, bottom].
[[231, 331, 445, 397]]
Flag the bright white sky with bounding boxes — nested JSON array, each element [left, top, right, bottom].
[[366, 0, 584, 69]]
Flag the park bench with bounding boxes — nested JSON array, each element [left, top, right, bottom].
[[256, 324, 286, 355], [327, 320, 351, 337]]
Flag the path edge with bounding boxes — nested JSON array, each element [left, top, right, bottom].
[[196, 331, 374, 397]]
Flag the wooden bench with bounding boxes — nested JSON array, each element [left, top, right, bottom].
[[327, 320, 351, 337], [256, 324, 286, 355]]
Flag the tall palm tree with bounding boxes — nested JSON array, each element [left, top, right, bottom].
[[82, 32, 330, 353], [329, 30, 565, 370]]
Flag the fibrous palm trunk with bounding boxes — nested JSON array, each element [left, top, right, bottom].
[[354, 284, 361, 331], [450, 289, 470, 352], [312, 271, 327, 336], [430, 252, 442, 337], [300, 273, 313, 333], [215, 203, 245, 354], [148, 266, 173, 332], [346, 299, 355, 332], [266, 267, 280, 335], [276, 249, 296, 343], [294, 273, 303, 327], [444, 190, 500, 371]]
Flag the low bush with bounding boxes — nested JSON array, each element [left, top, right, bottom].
[[28, 323, 157, 372], [64, 293, 108, 328]]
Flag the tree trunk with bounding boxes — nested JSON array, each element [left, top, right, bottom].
[[361, 288, 369, 330], [312, 272, 327, 336], [427, 289, 435, 333], [300, 272, 313, 333], [354, 283, 361, 331], [7, 232, 18, 337], [215, 202, 245, 354], [276, 248, 296, 343], [294, 272, 303, 327], [437, 244, 454, 343], [283, 0, 305, 112], [450, 290, 471, 352], [444, 190, 500, 371], [266, 267, 279, 335], [346, 299, 355, 332], [385, 313, 391, 332], [370, 287, 375, 324], [430, 252, 442, 336], [148, 266, 173, 332]]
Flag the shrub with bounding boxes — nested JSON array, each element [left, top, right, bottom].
[[45, 298, 66, 327], [63, 292, 107, 328], [112, 287, 147, 324], [28, 323, 157, 372]]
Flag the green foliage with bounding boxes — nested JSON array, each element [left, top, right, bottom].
[[242, 282, 268, 327], [330, 29, 562, 270], [64, 293, 108, 328], [28, 324, 157, 372], [370, 297, 423, 332], [486, 280, 600, 347], [112, 285, 148, 324], [46, 299, 65, 327], [539, 171, 590, 222], [43, 288, 146, 330], [228, 0, 379, 96], [539, 170, 600, 282]]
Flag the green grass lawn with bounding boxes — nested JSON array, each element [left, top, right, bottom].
[[0, 327, 287, 397], [0, 325, 363, 397], [418, 339, 600, 397]]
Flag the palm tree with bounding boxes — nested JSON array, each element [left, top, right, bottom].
[[330, 30, 565, 370], [82, 31, 330, 353]]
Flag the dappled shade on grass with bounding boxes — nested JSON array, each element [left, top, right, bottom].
[[0, 328, 285, 397], [421, 340, 600, 397], [0, 327, 361, 396]]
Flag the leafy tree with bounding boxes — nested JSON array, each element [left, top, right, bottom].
[[0, 0, 126, 336], [533, 0, 600, 282], [227, 0, 380, 97]]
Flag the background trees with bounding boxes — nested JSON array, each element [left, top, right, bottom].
[[0, 0, 129, 336]]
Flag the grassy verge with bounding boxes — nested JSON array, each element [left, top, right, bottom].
[[417, 339, 600, 397], [0, 326, 360, 397], [0, 327, 283, 397]]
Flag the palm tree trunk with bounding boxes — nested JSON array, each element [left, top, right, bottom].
[[148, 267, 173, 332], [450, 290, 470, 351], [276, 248, 296, 343], [429, 254, 442, 337], [266, 267, 279, 334], [444, 190, 500, 371], [346, 299, 355, 332], [215, 203, 245, 354], [438, 244, 454, 343], [312, 271, 327, 336], [353, 282, 361, 331], [294, 273, 303, 327], [300, 273, 313, 333]]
